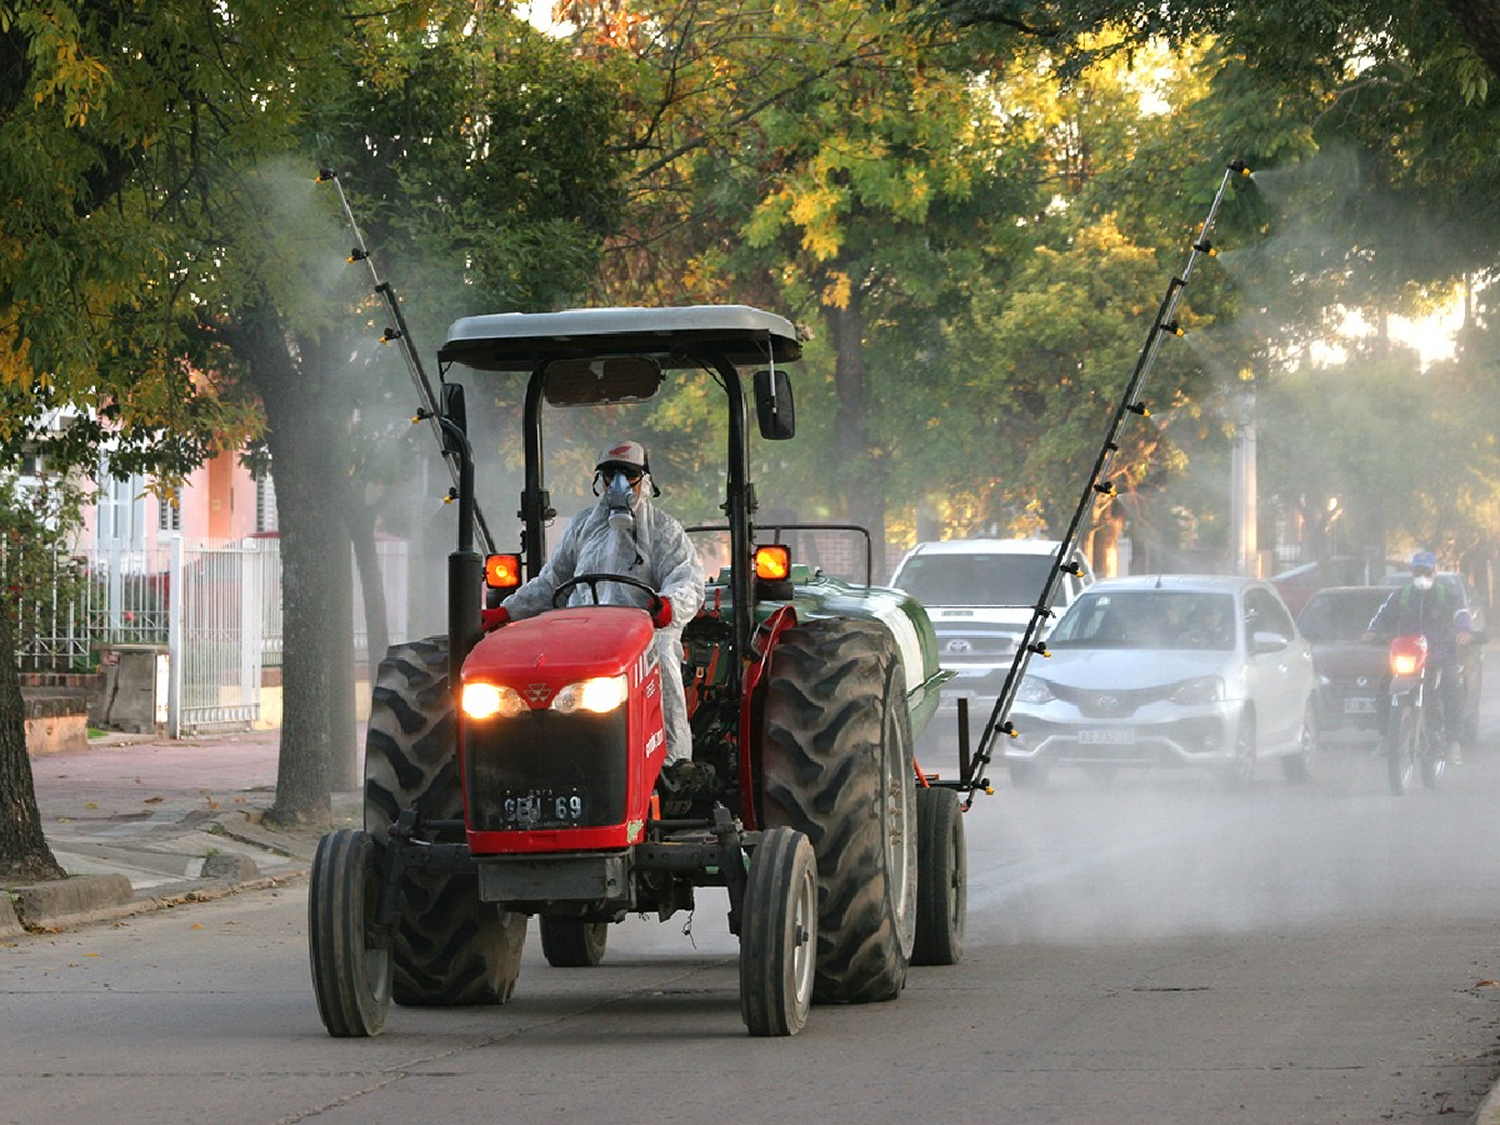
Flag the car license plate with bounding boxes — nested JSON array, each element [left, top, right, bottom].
[[1078, 728, 1134, 745], [496, 788, 586, 830], [1343, 697, 1376, 715]]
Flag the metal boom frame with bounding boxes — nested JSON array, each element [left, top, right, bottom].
[[954, 159, 1253, 808]]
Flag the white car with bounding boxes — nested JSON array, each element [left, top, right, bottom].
[[889, 538, 1094, 724], [1004, 575, 1318, 787]]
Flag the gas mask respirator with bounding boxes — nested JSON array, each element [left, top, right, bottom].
[[604, 471, 640, 530]]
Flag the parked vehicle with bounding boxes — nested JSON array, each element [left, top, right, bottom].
[[1004, 575, 1318, 788], [1294, 585, 1393, 737], [889, 539, 1093, 733]]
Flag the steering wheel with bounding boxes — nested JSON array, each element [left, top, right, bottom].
[[551, 572, 662, 613]]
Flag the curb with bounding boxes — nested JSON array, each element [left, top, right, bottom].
[[3, 868, 311, 936], [12, 874, 135, 932]]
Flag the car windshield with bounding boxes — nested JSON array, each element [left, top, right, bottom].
[[1050, 590, 1237, 651], [893, 552, 1053, 607], [1297, 590, 1391, 642]]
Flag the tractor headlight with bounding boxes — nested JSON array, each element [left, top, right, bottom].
[[551, 674, 628, 715], [462, 682, 529, 720]]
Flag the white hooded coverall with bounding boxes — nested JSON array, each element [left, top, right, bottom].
[[498, 495, 706, 763]]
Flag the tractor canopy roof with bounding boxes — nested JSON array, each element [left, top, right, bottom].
[[438, 305, 802, 372]]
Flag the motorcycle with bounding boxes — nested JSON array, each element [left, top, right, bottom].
[[1383, 634, 1446, 795]]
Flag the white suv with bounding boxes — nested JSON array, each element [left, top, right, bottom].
[[889, 539, 1095, 723]]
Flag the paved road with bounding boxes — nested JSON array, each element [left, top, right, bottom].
[[4, 704, 1500, 1123]]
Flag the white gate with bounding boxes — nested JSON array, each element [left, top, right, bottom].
[[167, 539, 266, 736]]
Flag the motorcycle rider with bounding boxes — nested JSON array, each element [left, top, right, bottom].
[[481, 440, 710, 794], [1363, 550, 1473, 765]]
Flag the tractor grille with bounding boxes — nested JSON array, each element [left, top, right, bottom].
[[465, 709, 629, 832]]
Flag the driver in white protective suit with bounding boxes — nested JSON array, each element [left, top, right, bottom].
[[480, 440, 710, 797]]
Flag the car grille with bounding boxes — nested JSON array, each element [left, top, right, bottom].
[[465, 710, 629, 832], [935, 628, 1019, 663], [1048, 683, 1174, 718]]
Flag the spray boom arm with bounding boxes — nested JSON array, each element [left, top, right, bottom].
[[953, 159, 1253, 809], [317, 169, 494, 555]]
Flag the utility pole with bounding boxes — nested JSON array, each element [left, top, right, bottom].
[[1230, 368, 1258, 576]]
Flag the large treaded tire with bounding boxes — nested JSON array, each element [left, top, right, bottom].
[[912, 786, 966, 967], [365, 636, 527, 1006], [760, 617, 918, 1004]]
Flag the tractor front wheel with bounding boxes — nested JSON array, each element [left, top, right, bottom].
[[308, 828, 391, 1038], [364, 636, 527, 1005], [740, 827, 818, 1037]]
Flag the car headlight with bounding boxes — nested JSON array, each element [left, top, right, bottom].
[[551, 674, 629, 715], [1016, 675, 1056, 704], [461, 682, 529, 720], [1169, 675, 1225, 705]]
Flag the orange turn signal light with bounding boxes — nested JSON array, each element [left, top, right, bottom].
[[754, 544, 791, 581], [485, 553, 522, 591]]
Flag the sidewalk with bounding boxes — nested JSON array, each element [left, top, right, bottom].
[[3, 729, 358, 936]]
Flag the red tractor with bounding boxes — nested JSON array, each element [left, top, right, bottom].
[[309, 305, 966, 1037]]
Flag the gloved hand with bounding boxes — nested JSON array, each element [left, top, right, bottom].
[[481, 605, 511, 632], [650, 596, 673, 629]]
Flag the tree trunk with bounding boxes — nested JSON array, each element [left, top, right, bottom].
[[232, 298, 356, 825], [826, 280, 888, 555], [347, 496, 390, 675], [0, 601, 66, 882]]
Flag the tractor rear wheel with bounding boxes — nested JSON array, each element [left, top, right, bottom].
[[740, 827, 818, 1036], [539, 919, 609, 967], [760, 617, 918, 1004], [308, 828, 391, 1037], [912, 786, 966, 967], [365, 636, 527, 1006]]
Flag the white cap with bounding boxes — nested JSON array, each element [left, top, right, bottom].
[[596, 440, 648, 473]]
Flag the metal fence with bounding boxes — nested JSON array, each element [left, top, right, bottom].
[[13, 536, 409, 734]]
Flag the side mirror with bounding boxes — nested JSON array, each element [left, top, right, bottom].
[[441, 383, 467, 456], [754, 368, 795, 440], [1251, 630, 1288, 655]]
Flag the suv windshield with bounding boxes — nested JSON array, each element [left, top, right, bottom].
[[893, 553, 1054, 607], [1051, 590, 1237, 651]]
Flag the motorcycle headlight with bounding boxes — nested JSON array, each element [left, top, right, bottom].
[[551, 674, 629, 715], [1016, 675, 1056, 704], [1170, 675, 1225, 705]]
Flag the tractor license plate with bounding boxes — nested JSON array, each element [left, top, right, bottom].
[[496, 788, 587, 830], [1078, 728, 1134, 745], [1344, 697, 1376, 715]]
